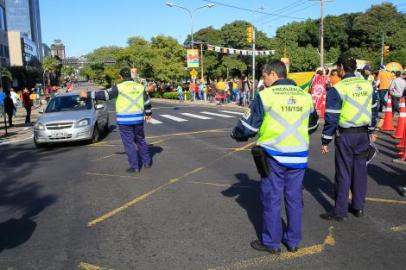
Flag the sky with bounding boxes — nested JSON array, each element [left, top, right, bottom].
[[40, 0, 406, 57]]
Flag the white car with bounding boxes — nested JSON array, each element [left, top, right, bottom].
[[33, 92, 109, 147]]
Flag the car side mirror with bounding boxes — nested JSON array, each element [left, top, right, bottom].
[[39, 109, 44, 114], [95, 104, 105, 110]]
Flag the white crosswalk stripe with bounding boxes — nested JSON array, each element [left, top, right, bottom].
[[149, 118, 163, 124], [220, 110, 244, 116], [200, 111, 235, 118], [180, 113, 212, 120], [160, 114, 188, 122]]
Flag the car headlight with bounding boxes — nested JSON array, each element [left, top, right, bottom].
[[34, 122, 45, 130], [76, 118, 90, 127]]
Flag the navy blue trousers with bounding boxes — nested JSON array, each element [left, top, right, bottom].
[[334, 132, 369, 217], [261, 157, 305, 249], [118, 124, 151, 170]]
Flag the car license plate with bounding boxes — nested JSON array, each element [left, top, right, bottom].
[[50, 131, 68, 138]]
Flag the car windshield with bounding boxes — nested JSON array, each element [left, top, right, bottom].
[[45, 95, 92, 113]]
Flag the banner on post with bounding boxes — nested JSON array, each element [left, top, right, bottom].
[[187, 49, 200, 68]]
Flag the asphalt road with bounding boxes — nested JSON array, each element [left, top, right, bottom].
[[0, 97, 405, 270]]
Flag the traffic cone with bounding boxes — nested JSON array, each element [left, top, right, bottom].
[[396, 128, 406, 149], [381, 94, 395, 132], [397, 127, 406, 160], [393, 97, 406, 139]]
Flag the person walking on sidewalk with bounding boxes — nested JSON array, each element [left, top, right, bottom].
[[389, 71, 406, 114], [4, 92, 16, 127], [22, 88, 33, 125], [81, 68, 153, 173]]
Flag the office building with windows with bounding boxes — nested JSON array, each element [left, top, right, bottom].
[[8, 31, 38, 66], [0, 0, 9, 66], [51, 39, 65, 60], [5, 0, 42, 59]]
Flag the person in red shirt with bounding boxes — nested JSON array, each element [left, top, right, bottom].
[[22, 88, 33, 125]]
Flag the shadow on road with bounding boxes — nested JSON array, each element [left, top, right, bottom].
[[222, 173, 262, 239], [0, 143, 60, 253], [303, 168, 335, 212], [368, 162, 406, 194]]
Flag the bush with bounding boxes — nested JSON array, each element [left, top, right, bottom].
[[162, 91, 191, 100], [150, 91, 162, 98]]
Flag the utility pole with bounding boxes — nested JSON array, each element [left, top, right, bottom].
[[311, 0, 334, 73], [200, 43, 204, 81], [252, 26, 256, 100], [380, 32, 385, 66]]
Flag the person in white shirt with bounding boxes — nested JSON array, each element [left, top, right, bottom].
[[389, 71, 406, 113]]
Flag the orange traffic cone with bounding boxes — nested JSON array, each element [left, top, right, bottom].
[[381, 94, 395, 132], [393, 97, 406, 139], [397, 127, 406, 160]]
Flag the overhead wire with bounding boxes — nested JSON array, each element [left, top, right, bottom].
[[202, 0, 306, 20]]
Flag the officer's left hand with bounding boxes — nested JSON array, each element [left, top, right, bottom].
[[321, 145, 329, 154], [145, 115, 152, 123], [79, 90, 87, 99]]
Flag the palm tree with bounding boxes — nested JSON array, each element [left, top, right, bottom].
[[42, 56, 60, 86]]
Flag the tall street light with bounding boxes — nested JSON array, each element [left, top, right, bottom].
[[166, 2, 215, 48]]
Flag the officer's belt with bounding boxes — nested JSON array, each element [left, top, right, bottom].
[[338, 126, 368, 134]]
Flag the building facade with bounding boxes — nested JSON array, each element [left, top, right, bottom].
[[8, 31, 38, 66], [5, 0, 42, 60], [42, 43, 51, 57], [0, 0, 9, 66], [51, 39, 65, 60]]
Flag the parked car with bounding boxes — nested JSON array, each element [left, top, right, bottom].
[[33, 92, 109, 147]]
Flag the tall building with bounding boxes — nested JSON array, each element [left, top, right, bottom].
[[5, 0, 42, 59], [0, 0, 9, 66], [51, 39, 65, 60], [42, 43, 51, 57]]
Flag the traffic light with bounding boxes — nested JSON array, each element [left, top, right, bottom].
[[246, 26, 253, 43], [384, 45, 390, 57]]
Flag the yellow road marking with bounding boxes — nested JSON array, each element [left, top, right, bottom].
[[208, 226, 335, 270], [87, 141, 254, 227], [186, 181, 252, 189], [390, 224, 406, 232], [91, 154, 117, 162], [85, 172, 139, 179], [365, 197, 406, 205], [79, 262, 112, 270]]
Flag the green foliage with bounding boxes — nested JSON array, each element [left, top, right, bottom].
[[161, 91, 191, 100], [82, 3, 406, 81]]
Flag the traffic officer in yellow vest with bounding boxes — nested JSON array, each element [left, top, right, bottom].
[[231, 61, 319, 254], [320, 53, 378, 221], [80, 68, 152, 173]]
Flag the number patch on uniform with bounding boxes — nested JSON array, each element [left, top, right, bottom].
[[243, 108, 251, 119]]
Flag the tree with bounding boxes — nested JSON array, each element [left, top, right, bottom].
[[42, 56, 61, 86]]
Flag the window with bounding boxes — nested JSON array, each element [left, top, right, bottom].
[[0, 6, 5, 30]]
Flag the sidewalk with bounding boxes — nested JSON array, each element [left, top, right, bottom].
[[0, 104, 44, 145]]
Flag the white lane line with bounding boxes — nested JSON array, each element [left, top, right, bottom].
[[200, 111, 235, 118], [160, 114, 188, 122], [220, 110, 244, 116], [149, 118, 163, 124], [180, 113, 212, 120]]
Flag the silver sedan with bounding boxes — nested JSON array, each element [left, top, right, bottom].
[[33, 92, 109, 147]]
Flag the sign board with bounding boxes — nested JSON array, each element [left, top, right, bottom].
[[190, 69, 198, 79], [187, 49, 199, 68]]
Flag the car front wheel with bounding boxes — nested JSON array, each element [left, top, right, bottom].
[[91, 124, 100, 143]]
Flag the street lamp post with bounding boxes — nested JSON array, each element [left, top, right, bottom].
[[166, 2, 214, 49]]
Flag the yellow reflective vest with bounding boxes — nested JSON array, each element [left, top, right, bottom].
[[257, 84, 314, 168], [115, 81, 145, 125]]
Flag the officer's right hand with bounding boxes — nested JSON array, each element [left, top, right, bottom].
[[321, 145, 329, 154]]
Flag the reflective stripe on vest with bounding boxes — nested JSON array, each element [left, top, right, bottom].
[[335, 77, 373, 128], [257, 85, 313, 168], [116, 81, 145, 125]]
